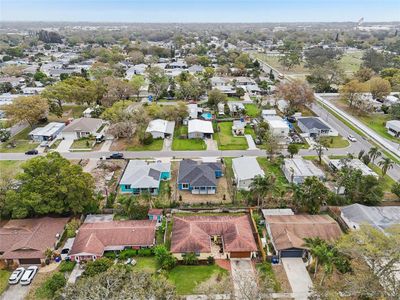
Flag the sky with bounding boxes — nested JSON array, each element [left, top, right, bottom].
[[1, 0, 399, 23]]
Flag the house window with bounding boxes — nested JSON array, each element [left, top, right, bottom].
[[125, 185, 131, 189], [182, 183, 189, 189]]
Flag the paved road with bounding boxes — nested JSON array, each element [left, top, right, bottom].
[[281, 258, 313, 300]]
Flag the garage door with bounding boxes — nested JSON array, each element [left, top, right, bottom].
[[19, 258, 41, 265], [280, 249, 304, 258], [230, 252, 251, 258]]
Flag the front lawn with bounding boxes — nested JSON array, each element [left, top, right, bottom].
[[320, 136, 350, 148], [215, 122, 248, 150], [126, 139, 164, 151], [0, 160, 22, 176], [358, 114, 399, 143], [70, 137, 95, 149], [0, 270, 10, 295], [172, 126, 206, 150], [256, 157, 288, 191], [168, 265, 228, 295], [244, 104, 261, 118], [0, 127, 39, 153]]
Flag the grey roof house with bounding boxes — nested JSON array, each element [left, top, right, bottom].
[[61, 118, 103, 140], [297, 117, 336, 137], [232, 157, 264, 190], [178, 159, 223, 195]]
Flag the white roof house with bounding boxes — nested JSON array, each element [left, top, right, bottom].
[[232, 157, 265, 190], [146, 119, 175, 139], [227, 102, 245, 113], [329, 159, 378, 178], [188, 119, 214, 136], [386, 120, 400, 138], [282, 158, 325, 184], [261, 209, 294, 217], [29, 122, 65, 142], [266, 118, 290, 138], [187, 104, 203, 119], [262, 109, 277, 117]]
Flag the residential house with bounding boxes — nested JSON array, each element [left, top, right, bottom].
[[82, 107, 94, 118], [188, 119, 214, 139], [340, 203, 400, 231], [386, 120, 400, 138], [171, 215, 258, 260], [329, 158, 378, 178], [265, 214, 342, 258], [0, 217, 69, 265], [178, 159, 222, 195], [188, 65, 204, 74], [148, 209, 163, 225], [276, 99, 289, 113], [146, 119, 175, 139], [265, 117, 290, 138], [120, 160, 171, 196], [29, 122, 65, 142], [227, 102, 245, 114], [69, 220, 156, 262], [61, 118, 103, 140], [261, 109, 277, 119], [282, 158, 325, 184], [232, 120, 246, 136], [187, 103, 203, 119], [232, 157, 265, 190], [297, 117, 337, 138]]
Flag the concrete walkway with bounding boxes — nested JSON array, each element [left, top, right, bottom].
[[230, 259, 258, 299], [162, 137, 172, 151], [281, 258, 313, 300], [245, 134, 257, 150], [56, 139, 74, 152], [67, 264, 84, 284], [83, 159, 99, 172], [100, 140, 113, 152]]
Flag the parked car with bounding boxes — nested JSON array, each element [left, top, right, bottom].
[[348, 135, 357, 142], [60, 238, 75, 260], [108, 153, 124, 159], [25, 149, 38, 155], [20, 266, 38, 285], [8, 267, 25, 285], [287, 116, 296, 123]]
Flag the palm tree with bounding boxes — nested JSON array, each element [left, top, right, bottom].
[[312, 140, 328, 164], [378, 157, 394, 176], [368, 147, 381, 164], [249, 174, 276, 207], [303, 238, 335, 284], [303, 237, 325, 278]]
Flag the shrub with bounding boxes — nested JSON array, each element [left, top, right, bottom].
[[137, 248, 153, 257], [119, 249, 137, 259], [183, 252, 198, 265], [103, 252, 117, 259], [141, 132, 153, 145], [59, 260, 76, 272], [154, 245, 176, 270], [36, 273, 66, 298], [83, 258, 113, 277], [207, 256, 215, 265], [66, 219, 81, 238]]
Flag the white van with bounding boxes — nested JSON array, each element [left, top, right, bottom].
[[60, 238, 75, 260]]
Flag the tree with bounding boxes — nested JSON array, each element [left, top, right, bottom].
[[390, 102, 400, 120], [62, 266, 176, 300], [83, 258, 113, 277], [368, 77, 391, 100], [119, 195, 149, 220], [312, 140, 328, 164], [128, 50, 145, 64], [276, 80, 314, 110], [33, 71, 47, 81], [354, 67, 375, 82], [3, 95, 48, 128], [378, 157, 394, 176], [102, 77, 134, 107], [207, 89, 227, 111], [146, 66, 169, 101], [2, 152, 97, 219], [101, 100, 134, 123], [391, 182, 400, 199], [287, 144, 299, 158], [304, 48, 343, 69], [130, 75, 145, 101], [368, 147, 381, 164], [306, 61, 344, 92], [362, 49, 387, 72], [278, 40, 302, 70], [154, 245, 176, 270], [339, 79, 367, 108], [294, 177, 329, 214], [249, 174, 276, 207], [39, 272, 66, 298]]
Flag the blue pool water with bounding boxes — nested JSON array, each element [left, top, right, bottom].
[[201, 112, 212, 120]]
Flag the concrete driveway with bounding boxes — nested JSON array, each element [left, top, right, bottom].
[[162, 137, 172, 151], [0, 284, 30, 300], [230, 259, 258, 299], [56, 139, 74, 152], [245, 134, 257, 150], [281, 258, 312, 300]]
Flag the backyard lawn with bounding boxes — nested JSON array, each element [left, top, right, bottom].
[[244, 104, 261, 117], [0, 270, 10, 295], [172, 126, 206, 151], [320, 136, 350, 148], [215, 122, 248, 150], [134, 257, 158, 273], [0, 127, 39, 153], [256, 157, 289, 191], [168, 265, 228, 295], [126, 139, 164, 151], [369, 164, 396, 192], [47, 105, 86, 122]]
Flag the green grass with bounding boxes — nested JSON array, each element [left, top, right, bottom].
[[126, 139, 164, 151], [256, 157, 288, 191], [48, 105, 86, 122], [244, 126, 256, 139], [244, 104, 261, 117], [0, 127, 39, 153], [168, 265, 228, 295], [338, 50, 364, 74], [358, 114, 399, 143], [215, 121, 248, 150], [70, 137, 95, 149], [254, 53, 308, 74], [227, 96, 241, 102], [172, 126, 206, 151], [256, 262, 281, 292], [134, 257, 158, 273], [320, 136, 350, 148], [369, 164, 396, 192], [0, 270, 10, 295], [0, 160, 22, 176]]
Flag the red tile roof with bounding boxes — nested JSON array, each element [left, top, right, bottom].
[[171, 215, 258, 253], [70, 220, 156, 257], [0, 217, 69, 259], [266, 215, 342, 251], [148, 208, 163, 216]]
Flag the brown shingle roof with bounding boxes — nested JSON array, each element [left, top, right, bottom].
[[171, 215, 258, 253], [70, 220, 156, 257], [266, 215, 342, 251], [0, 217, 69, 259]]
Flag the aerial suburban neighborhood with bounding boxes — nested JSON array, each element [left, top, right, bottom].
[[0, 1, 399, 299]]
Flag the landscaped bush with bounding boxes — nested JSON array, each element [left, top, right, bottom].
[[141, 132, 153, 145], [83, 258, 113, 277], [207, 256, 215, 265], [103, 251, 117, 259], [66, 219, 81, 238], [119, 249, 137, 259], [183, 252, 198, 265], [154, 245, 176, 270], [59, 260, 76, 272], [137, 248, 153, 257], [36, 273, 66, 299]]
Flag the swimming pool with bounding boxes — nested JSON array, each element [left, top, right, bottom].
[[201, 112, 213, 120]]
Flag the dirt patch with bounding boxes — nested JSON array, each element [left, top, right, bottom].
[[273, 264, 292, 293]]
